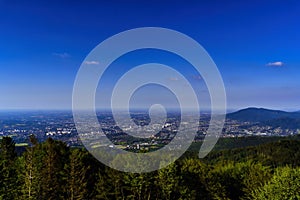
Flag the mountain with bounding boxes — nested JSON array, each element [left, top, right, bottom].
[[227, 107, 300, 122], [261, 118, 300, 129]]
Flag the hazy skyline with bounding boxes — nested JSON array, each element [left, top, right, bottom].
[[1, 0, 300, 111]]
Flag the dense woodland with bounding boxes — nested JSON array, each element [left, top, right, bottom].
[[0, 136, 300, 200]]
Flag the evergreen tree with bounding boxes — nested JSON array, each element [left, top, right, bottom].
[[0, 137, 18, 200], [95, 167, 125, 200], [40, 138, 69, 200], [66, 148, 89, 200], [122, 172, 156, 200], [22, 135, 44, 199]]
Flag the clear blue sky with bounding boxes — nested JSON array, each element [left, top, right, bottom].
[[0, 0, 300, 111]]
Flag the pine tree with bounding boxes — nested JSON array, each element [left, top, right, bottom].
[[66, 148, 89, 200], [96, 167, 125, 200], [22, 135, 44, 199], [0, 137, 18, 200], [40, 138, 69, 200]]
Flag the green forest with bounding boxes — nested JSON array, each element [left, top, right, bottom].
[[0, 136, 300, 200]]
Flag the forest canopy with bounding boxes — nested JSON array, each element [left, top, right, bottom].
[[0, 136, 299, 200]]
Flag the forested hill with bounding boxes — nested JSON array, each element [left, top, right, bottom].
[[227, 107, 300, 122], [202, 139, 300, 166]]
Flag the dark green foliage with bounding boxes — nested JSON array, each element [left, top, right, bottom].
[[122, 171, 157, 200], [0, 136, 299, 200], [179, 158, 211, 199], [40, 138, 69, 200], [22, 135, 43, 199], [208, 161, 272, 200], [66, 148, 89, 200], [157, 162, 182, 200], [188, 135, 300, 152], [203, 139, 300, 167], [0, 137, 18, 200]]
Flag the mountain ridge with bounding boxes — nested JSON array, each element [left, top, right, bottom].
[[227, 107, 300, 122]]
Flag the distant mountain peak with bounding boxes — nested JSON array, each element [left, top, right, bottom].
[[227, 107, 300, 122]]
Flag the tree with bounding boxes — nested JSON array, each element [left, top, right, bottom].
[[242, 161, 272, 199], [40, 138, 69, 200], [95, 167, 125, 200], [22, 135, 44, 199], [207, 160, 273, 200], [66, 148, 89, 200], [122, 171, 156, 200], [0, 137, 18, 200], [180, 158, 212, 200], [249, 166, 300, 200], [157, 162, 182, 200]]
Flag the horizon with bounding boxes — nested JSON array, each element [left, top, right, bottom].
[[0, 106, 299, 114]]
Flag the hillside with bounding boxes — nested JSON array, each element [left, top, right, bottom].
[[227, 107, 300, 122], [203, 138, 300, 167]]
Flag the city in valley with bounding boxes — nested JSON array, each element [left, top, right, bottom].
[[1, 107, 299, 151]]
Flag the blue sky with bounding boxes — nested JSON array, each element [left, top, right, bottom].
[[0, 0, 300, 111]]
